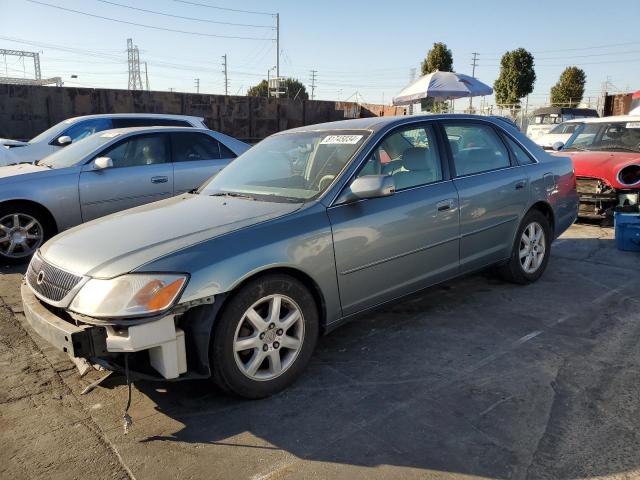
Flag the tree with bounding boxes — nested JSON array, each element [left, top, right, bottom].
[[493, 48, 536, 108], [421, 42, 453, 75], [550, 66, 586, 107], [247, 78, 309, 100], [420, 42, 453, 112]]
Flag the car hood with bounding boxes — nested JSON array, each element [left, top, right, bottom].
[[555, 150, 640, 189], [535, 133, 571, 148], [40, 194, 302, 278], [0, 163, 55, 180]]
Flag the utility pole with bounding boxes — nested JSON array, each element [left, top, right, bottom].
[[469, 52, 479, 111], [310, 69, 317, 100], [222, 54, 228, 96], [144, 62, 149, 91], [408, 67, 416, 114], [194, 78, 200, 94], [276, 13, 280, 79]]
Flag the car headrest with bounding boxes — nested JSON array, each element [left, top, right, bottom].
[[402, 147, 430, 171]]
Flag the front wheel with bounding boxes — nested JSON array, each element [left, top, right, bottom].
[[210, 274, 319, 398], [498, 210, 551, 284], [0, 205, 53, 265]]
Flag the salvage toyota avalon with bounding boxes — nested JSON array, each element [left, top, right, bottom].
[[21, 115, 578, 398]]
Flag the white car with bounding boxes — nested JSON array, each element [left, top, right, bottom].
[[0, 146, 19, 166], [1, 113, 209, 166], [533, 120, 583, 150], [526, 107, 598, 141]]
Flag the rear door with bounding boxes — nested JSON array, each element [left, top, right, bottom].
[[78, 132, 174, 221], [441, 121, 529, 272], [170, 131, 236, 194]]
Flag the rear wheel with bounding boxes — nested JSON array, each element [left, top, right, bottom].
[[498, 209, 551, 284], [210, 274, 319, 398], [0, 204, 54, 265]]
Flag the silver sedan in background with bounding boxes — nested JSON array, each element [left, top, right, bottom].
[[0, 127, 249, 263]]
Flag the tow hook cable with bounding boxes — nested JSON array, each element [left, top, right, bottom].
[[123, 353, 133, 434]]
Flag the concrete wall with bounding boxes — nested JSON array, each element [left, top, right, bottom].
[[0, 85, 406, 142]]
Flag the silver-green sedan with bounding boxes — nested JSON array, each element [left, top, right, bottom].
[[20, 115, 578, 398]]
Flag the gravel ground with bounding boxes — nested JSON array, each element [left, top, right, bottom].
[[1, 223, 640, 480]]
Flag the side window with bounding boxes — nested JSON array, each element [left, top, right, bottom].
[[99, 134, 168, 168], [357, 124, 443, 190], [219, 142, 237, 159], [444, 124, 510, 176], [59, 118, 113, 143], [503, 135, 535, 165], [171, 132, 222, 161], [112, 118, 191, 128]]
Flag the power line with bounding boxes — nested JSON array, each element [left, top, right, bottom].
[[172, 0, 275, 16], [23, 0, 276, 40], [93, 0, 274, 28]]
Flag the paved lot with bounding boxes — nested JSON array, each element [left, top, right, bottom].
[[2, 223, 640, 480]]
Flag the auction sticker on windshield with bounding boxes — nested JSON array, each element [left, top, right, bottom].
[[320, 135, 363, 144], [626, 122, 640, 129]]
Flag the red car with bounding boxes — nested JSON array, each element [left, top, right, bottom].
[[553, 115, 640, 219]]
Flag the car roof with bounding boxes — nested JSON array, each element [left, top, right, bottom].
[[580, 115, 640, 123], [94, 126, 212, 137], [278, 114, 505, 135], [63, 113, 205, 123]]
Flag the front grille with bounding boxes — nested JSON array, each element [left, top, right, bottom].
[[576, 177, 602, 194], [26, 254, 82, 303]]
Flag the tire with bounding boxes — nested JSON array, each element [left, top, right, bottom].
[[0, 203, 55, 265], [498, 209, 551, 285], [210, 274, 319, 399]]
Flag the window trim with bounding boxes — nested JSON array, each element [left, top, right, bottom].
[[89, 132, 171, 169], [351, 121, 449, 191], [438, 119, 517, 179], [500, 131, 538, 166]]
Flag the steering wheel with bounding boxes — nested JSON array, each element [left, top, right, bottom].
[[318, 175, 336, 191]]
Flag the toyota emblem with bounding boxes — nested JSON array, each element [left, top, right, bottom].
[[36, 270, 45, 285]]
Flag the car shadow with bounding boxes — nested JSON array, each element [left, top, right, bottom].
[[115, 236, 640, 480]]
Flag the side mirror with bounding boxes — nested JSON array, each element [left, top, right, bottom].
[[552, 141, 564, 151], [338, 175, 395, 204], [57, 135, 72, 146], [93, 156, 113, 170]]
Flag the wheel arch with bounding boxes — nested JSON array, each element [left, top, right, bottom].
[[0, 199, 59, 233], [528, 201, 556, 239]]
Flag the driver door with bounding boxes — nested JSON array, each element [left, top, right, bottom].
[[327, 123, 460, 315], [79, 133, 174, 222]]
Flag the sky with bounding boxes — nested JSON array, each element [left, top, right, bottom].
[[0, 0, 639, 110]]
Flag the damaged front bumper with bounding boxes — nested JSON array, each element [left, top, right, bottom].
[[21, 281, 188, 380]]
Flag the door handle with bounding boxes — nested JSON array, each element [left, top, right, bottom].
[[436, 199, 455, 212], [151, 176, 169, 184], [515, 180, 527, 190]]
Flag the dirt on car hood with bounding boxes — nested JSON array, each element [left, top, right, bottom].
[[40, 193, 301, 278]]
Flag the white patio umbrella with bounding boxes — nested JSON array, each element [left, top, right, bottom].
[[392, 70, 492, 105]]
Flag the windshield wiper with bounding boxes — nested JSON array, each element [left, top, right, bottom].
[[209, 191, 258, 201]]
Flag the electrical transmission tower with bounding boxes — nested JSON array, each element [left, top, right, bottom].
[[0, 49, 62, 86], [222, 54, 228, 96], [310, 69, 317, 100], [127, 38, 143, 90], [194, 78, 200, 94]]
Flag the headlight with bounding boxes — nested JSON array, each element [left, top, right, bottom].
[[70, 274, 188, 318]]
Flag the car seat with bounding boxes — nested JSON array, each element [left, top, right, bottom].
[[393, 147, 439, 190]]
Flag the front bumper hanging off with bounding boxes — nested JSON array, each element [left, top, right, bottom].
[[21, 282, 188, 379]]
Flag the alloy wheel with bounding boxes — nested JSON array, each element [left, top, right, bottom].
[[519, 221, 546, 274], [0, 213, 43, 259], [233, 294, 305, 381]]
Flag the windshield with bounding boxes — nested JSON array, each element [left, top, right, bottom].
[[549, 122, 581, 135], [199, 129, 369, 202], [39, 132, 122, 169], [29, 121, 69, 143], [564, 121, 640, 153]]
